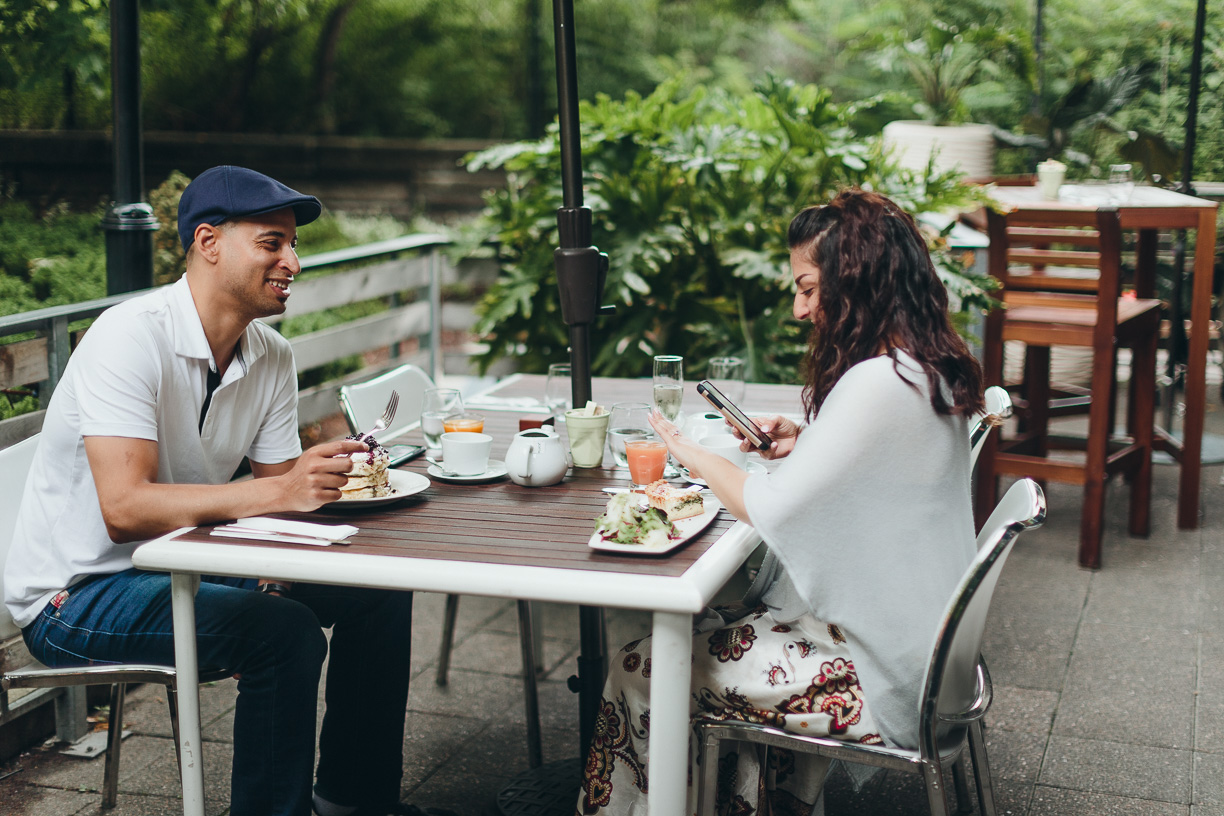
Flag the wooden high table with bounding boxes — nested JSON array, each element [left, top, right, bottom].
[[133, 375, 800, 816], [987, 183, 1219, 529]]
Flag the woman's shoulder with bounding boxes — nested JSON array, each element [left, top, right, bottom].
[[837, 351, 924, 394]]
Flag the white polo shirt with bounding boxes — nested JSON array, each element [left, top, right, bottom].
[[4, 276, 302, 628]]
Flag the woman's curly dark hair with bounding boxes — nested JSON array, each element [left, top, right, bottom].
[[789, 188, 984, 421]]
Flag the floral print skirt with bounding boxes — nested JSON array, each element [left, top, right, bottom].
[[576, 605, 883, 816]]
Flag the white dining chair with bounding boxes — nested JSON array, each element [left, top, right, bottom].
[[694, 477, 1046, 816], [338, 363, 546, 768], [695, 479, 1047, 816], [0, 434, 230, 809]]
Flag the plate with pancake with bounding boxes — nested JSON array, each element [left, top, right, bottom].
[[327, 470, 430, 509], [588, 492, 722, 555]]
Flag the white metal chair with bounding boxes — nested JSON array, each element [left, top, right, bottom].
[[338, 364, 547, 767], [694, 478, 1046, 816], [970, 386, 1013, 471], [0, 435, 230, 809], [338, 362, 436, 442]]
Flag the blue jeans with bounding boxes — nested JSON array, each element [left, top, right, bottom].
[[23, 569, 413, 816]]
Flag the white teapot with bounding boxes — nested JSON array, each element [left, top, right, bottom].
[[505, 427, 568, 487], [687, 411, 731, 442]]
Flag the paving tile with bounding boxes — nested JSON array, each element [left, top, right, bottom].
[[1039, 736, 1192, 803], [1054, 624, 1196, 749], [118, 676, 238, 738], [985, 727, 1046, 784], [1192, 806, 1224, 816], [403, 768, 516, 816], [9, 734, 173, 793], [400, 711, 488, 789], [1027, 785, 1190, 816], [0, 782, 98, 816], [981, 611, 1079, 692], [1195, 752, 1224, 806], [406, 671, 580, 732], [1196, 633, 1224, 754], [118, 737, 232, 807], [1200, 576, 1224, 633], [988, 685, 1060, 734], [1083, 568, 1200, 630]]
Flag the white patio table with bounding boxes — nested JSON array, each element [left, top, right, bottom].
[[132, 376, 801, 816]]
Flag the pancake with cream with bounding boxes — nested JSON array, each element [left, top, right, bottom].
[[338, 435, 393, 500]]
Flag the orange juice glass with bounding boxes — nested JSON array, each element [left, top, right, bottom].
[[625, 439, 667, 488], [443, 413, 485, 433]]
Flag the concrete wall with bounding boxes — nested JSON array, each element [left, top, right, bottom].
[[0, 130, 507, 222]]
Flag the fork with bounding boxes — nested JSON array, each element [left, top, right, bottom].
[[360, 390, 398, 442]]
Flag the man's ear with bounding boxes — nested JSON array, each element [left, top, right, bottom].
[[194, 223, 222, 262]]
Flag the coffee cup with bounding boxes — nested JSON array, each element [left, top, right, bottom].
[[700, 433, 748, 469], [440, 432, 492, 476]]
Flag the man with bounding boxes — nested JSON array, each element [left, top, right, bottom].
[[4, 166, 450, 816]]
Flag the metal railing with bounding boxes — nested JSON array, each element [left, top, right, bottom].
[[0, 233, 474, 448]]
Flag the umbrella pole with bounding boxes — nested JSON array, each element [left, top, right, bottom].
[[550, 0, 610, 765], [1164, 0, 1208, 421]]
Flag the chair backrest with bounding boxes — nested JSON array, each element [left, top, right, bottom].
[[337, 363, 435, 441], [918, 478, 1046, 758], [0, 435, 41, 640], [986, 206, 1122, 299], [969, 386, 1012, 471]]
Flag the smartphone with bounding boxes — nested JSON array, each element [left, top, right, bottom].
[[386, 444, 426, 468], [695, 380, 771, 451]]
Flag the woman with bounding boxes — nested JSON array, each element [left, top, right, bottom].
[[577, 189, 985, 815]]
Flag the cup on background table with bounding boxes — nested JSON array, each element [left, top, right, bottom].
[[687, 411, 730, 442], [625, 438, 667, 489], [443, 413, 485, 434], [700, 433, 748, 469], [1036, 159, 1066, 200], [565, 408, 610, 468], [707, 356, 746, 403], [440, 432, 493, 476]]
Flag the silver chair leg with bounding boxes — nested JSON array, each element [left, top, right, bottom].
[[967, 720, 998, 816], [101, 683, 126, 809], [436, 594, 460, 686], [695, 725, 720, 816], [951, 755, 973, 814], [923, 761, 951, 816], [516, 600, 543, 769]]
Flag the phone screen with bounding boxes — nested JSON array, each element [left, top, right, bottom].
[[696, 381, 771, 451], [387, 444, 426, 467]]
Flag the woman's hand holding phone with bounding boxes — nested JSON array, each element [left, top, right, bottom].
[[730, 415, 801, 460]]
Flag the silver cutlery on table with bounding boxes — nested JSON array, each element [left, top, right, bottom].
[[360, 390, 399, 442]]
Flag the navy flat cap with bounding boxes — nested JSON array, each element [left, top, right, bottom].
[[177, 166, 323, 251]]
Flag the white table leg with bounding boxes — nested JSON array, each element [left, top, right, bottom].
[[648, 611, 693, 816], [171, 572, 205, 816]]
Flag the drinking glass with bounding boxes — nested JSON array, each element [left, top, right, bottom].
[[1108, 163, 1134, 203], [421, 388, 464, 452], [544, 363, 572, 419], [652, 356, 684, 423], [607, 402, 653, 468], [707, 356, 746, 403], [652, 355, 684, 477], [625, 439, 667, 489], [443, 413, 485, 434]]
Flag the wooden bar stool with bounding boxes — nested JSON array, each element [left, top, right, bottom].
[[975, 207, 1161, 568]]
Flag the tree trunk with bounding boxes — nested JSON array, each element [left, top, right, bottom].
[[313, 0, 362, 135]]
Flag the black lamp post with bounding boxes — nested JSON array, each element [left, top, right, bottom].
[[103, 0, 158, 296]]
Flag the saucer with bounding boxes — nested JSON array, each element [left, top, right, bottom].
[[426, 459, 509, 483], [680, 460, 767, 486]]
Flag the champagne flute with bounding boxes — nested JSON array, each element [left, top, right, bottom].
[[652, 355, 684, 476], [421, 388, 463, 453]]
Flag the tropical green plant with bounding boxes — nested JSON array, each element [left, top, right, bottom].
[[464, 76, 996, 384]]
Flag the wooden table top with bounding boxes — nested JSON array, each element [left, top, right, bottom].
[[173, 376, 801, 580]]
